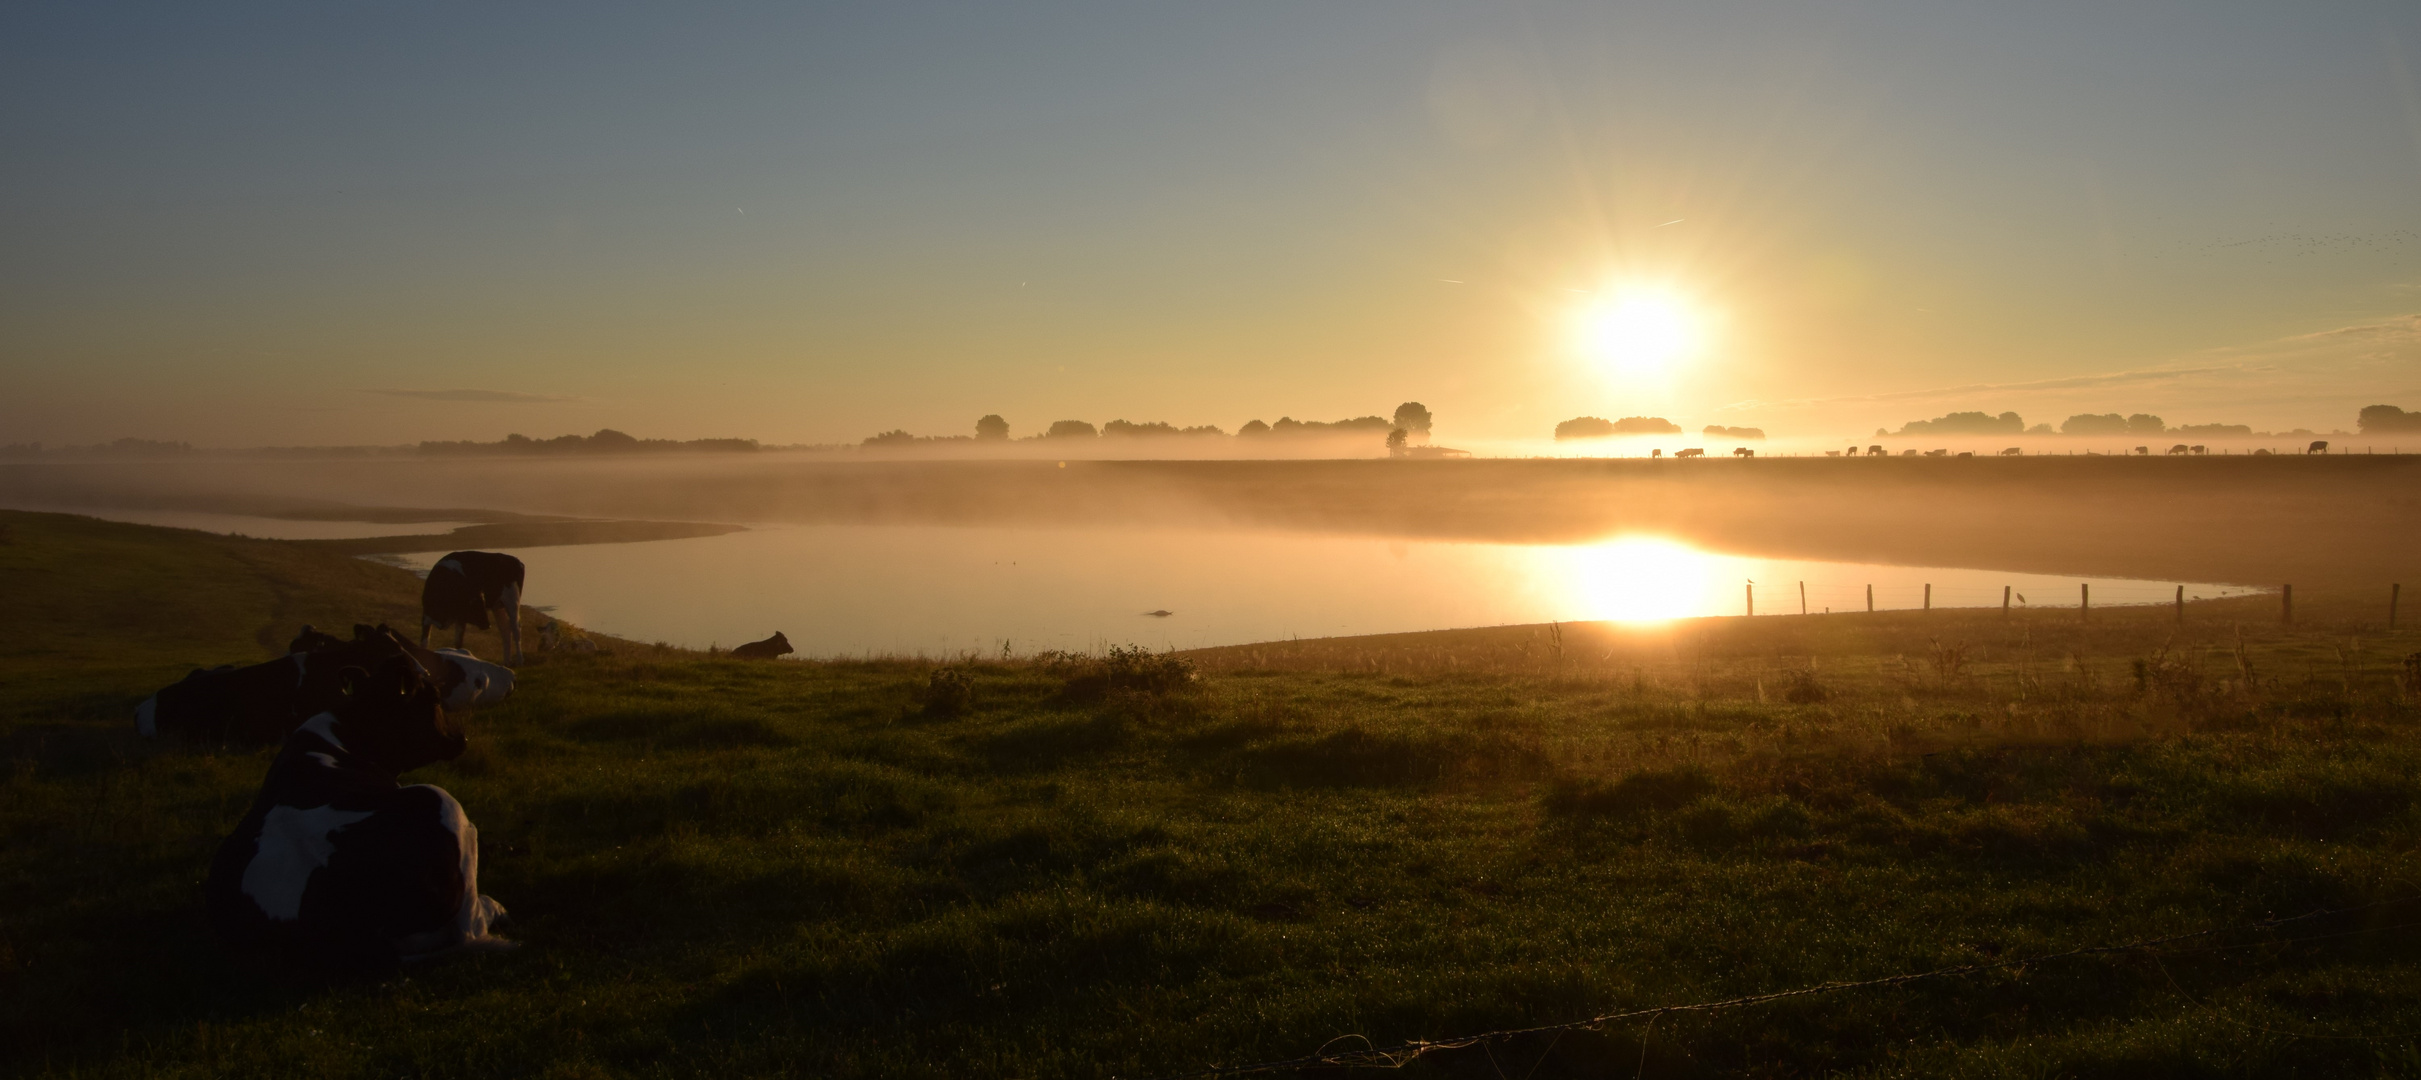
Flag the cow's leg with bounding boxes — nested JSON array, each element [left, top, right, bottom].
[[497, 583, 523, 666], [398, 785, 514, 960]]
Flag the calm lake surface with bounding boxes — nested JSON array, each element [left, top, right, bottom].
[[379, 524, 2257, 657]]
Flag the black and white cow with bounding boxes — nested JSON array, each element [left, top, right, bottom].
[[137, 624, 513, 743], [205, 657, 511, 970], [422, 552, 525, 666]]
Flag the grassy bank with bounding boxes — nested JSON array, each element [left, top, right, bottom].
[[4, 509, 2420, 1078]]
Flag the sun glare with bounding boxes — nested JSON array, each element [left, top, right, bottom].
[[1564, 536, 1717, 623], [1575, 288, 1704, 374]]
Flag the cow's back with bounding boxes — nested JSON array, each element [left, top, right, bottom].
[[207, 780, 468, 970]]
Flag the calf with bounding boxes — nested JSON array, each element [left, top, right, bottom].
[[422, 551, 526, 665], [729, 631, 794, 660], [205, 657, 510, 970]]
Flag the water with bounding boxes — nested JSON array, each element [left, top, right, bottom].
[[388, 524, 2258, 657], [7, 505, 478, 541]]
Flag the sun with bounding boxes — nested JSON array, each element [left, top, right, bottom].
[[1575, 287, 1705, 374]]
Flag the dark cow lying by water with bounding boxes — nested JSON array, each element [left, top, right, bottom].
[[729, 631, 793, 660], [422, 551, 525, 666], [138, 624, 513, 743], [205, 656, 511, 971]]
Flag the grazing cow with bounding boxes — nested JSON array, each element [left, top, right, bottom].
[[1650, 448, 1662, 459], [421, 552, 525, 666], [2308, 440, 2329, 455], [1925, 449, 1948, 457], [1732, 447, 1755, 458], [728, 632, 794, 660], [2133, 446, 2148, 456], [1867, 445, 1884, 457], [1998, 447, 2023, 456], [1674, 448, 1704, 458], [1901, 449, 1918, 456], [1825, 450, 1841, 456], [2167, 444, 2190, 455], [205, 657, 510, 971]]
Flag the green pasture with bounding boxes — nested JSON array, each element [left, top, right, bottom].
[[3, 508, 2419, 1078]]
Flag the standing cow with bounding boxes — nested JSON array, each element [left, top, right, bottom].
[[204, 657, 511, 970], [422, 552, 525, 666]]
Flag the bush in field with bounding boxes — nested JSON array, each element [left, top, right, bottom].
[[921, 666, 976, 717], [1036, 645, 1196, 702], [975, 414, 1010, 440]]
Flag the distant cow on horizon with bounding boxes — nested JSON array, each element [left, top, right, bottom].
[[1867, 445, 1884, 457], [2167, 444, 2189, 455], [1732, 447, 1754, 458], [1998, 447, 2023, 456], [422, 552, 525, 665], [729, 632, 793, 660], [2308, 440, 2329, 455], [1674, 448, 1704, 458]]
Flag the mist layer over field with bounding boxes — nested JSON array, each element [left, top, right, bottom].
[[6, 454, 2416, 593]]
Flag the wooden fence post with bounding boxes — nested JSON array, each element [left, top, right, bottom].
[[1924, 583, 1932, 610], [2282, 584, 2293, 625], [2002, 585, 2011, 616], [2175, 585, 2184, 624], [1799, 581, 1807, 616], [2081, 583, 2090, 621], [1746, 582, 1755, 617], [1866, 584, 1874, 613]]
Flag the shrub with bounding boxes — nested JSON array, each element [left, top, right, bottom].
[[921, 666, 975, 717], [1037, 645, 1196, 702]]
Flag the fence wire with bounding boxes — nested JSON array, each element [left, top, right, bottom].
[[1128, 896, 2421, 1080]]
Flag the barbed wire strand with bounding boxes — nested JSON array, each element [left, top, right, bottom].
[[1126, 896, 2421, 1080]]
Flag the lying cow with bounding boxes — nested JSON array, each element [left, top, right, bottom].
[[729, 631, 793, 660], [422, 551, 526, 666], [205, 657, 511, 970], [1673, 448, 1705, 458], [138, 624, 511, 743]]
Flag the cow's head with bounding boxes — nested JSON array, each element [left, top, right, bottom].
[[331, 657, 463, 774], [766, 632, 793, 655]]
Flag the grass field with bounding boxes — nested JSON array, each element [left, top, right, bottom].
[[5, 508, 2421, 1078]]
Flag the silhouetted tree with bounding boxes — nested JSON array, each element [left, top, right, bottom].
[[1238, 419, 1271, 436], [1555, 417, 1617, 440], [1387, 428, 1409, 455], [1045, 420, 1099, 439], [2127, 413, 2166, 435], [2360, 404, 2421, 433], [1393, 402, 1432, 441], [976, 415, 1009, 440]]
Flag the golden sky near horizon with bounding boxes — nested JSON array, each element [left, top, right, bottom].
[[2, 3, 2419, 448]]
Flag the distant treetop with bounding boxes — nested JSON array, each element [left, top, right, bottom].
[[1703, 424, 1765, 440], [2359, 404, 2421, 433], [975, 415, 1010, 440], [1884, 411, 2024, 437], [421, 429, 759, 454]]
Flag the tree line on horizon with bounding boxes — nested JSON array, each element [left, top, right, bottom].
[[863, 403, 1436, 448], [1874, 405, 2421, 440], [1552, 416, 1767, 441]]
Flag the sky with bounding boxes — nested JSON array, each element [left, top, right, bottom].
[[3, 1, 2419, 448]]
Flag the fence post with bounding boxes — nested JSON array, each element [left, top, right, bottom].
[[2282, 584, 2293, 625], [2175, 584, 2184, 624], [1867, 584, 1874, 613], [2081, 583, 2090, 621], [2002, 585, 2011, 616], [1799, 580, 1807, 616], [2394, 583, 2402, 630], [1746, 582, 1755, 617], [1924, 583, 1932, 610]]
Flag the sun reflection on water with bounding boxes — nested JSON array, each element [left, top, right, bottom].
[[1556, 535, 1725, 623]]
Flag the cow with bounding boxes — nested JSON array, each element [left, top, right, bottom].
[[2191, 445, 2207, 455], [138, 624, 510, 743], [1650, 448, 1663, 459], [2308, 440, 2329, 455], [1925, 449, 1948, 457], [2167, 444, 2190, 455], [1998, 447, 2023, 456], [728, 631, 794, 660], [1901, 449, 1918, 456], [2133, 446, 2148, 456], [204, 657, 511, 971], [1674, 448, 1705, 458], [1868, 445, 1884, 457], [1732, 447, 1755, 458], [422, 552, 525, 666]]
